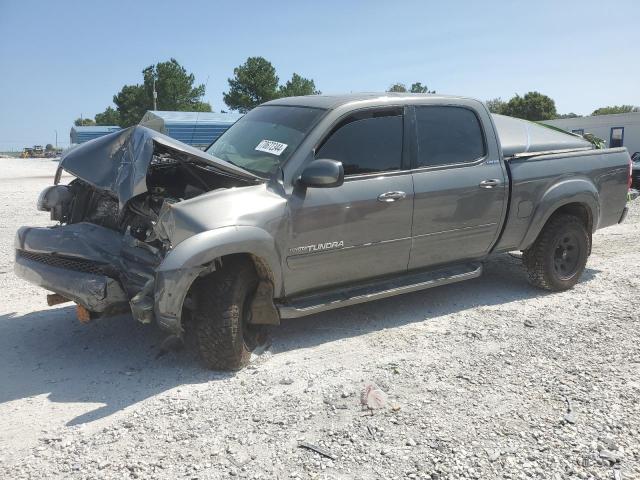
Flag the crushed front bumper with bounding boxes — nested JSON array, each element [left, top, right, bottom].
[[14, 250, 128, 312], [14, 223, 159, 315]]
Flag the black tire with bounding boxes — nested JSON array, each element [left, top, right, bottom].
[[522, 214, 590, 291], [194, 257, 263, 370]]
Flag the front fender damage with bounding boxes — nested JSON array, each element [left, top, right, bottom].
[[151, 261, 280, 337], [147, 225, 283, 335], [153, 266, 206, 335], [19, 126, 279, 334]]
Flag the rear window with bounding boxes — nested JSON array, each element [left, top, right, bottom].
[[415, 106, 485, 167]]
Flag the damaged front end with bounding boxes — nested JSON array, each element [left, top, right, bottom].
[[15, 126, 262, 332]]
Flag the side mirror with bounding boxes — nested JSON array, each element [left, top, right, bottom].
[[299, 159, 344, 188]]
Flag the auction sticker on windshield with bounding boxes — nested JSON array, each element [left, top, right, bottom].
[[255, 139, 288, 156]]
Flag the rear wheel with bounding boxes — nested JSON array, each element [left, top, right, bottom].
[[194, 257, 265, 370], [522, 214, 590, 291]]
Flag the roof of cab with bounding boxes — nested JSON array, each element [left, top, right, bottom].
[[262, 92, 472, 110]]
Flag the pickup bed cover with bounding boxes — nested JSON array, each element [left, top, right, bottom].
[[492, 114, 592, 157]]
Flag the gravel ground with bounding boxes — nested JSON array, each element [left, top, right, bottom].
[[0, 157, 638, 479]]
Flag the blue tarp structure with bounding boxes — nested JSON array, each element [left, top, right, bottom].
[[139, 111, 243, 149]]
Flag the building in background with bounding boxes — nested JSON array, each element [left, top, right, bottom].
[[68, 111, 242, 150], [139, 111, 243, 150], [544, 113, 640, 156], [70, 125, 121, 145]]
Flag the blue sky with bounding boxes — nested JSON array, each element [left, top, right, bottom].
[[0, 0, 638, 150]]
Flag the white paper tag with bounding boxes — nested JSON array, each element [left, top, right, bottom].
[[255, 139, 288, 156]]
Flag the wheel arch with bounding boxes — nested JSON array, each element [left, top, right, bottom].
[[154, 226, 282, 335], [519, 178, 599, 251], [158, 226, 282, 291]]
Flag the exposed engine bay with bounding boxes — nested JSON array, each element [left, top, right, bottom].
[[17, 126, 262, 329], [45, 135, 260, 246], [45, 155, 238, 251]]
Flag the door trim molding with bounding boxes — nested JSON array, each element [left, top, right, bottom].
[[412, 222, 497, 239]]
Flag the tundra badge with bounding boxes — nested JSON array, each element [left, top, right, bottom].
[[289, 241, 344, 255]]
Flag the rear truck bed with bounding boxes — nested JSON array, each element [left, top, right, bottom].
[[493, 147, 631, 253]]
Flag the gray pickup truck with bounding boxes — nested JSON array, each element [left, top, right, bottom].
[[15, 93, 632, 370]]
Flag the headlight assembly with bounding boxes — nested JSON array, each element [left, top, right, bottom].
[[37, 185, 72, 220]]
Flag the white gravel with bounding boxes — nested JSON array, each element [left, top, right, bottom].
[[0, 157, 638, 479]]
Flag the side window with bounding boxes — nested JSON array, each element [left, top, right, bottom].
[[610, 127, 624, 148], [317, 111, 403, 176], [415, 106, 485, 167]]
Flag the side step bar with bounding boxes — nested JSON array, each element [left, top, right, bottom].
[[277, 262, 482, 319]]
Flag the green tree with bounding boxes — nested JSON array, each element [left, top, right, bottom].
[[143, 59, 210, 112], [387, 83, 408, 92], [45, 144, 54, 151], [112, 84, 148, 127], [501, 91, 557, 121], [223, 57, 280, 113], [387, 82, 435, 93], [106, 58, 210, 127], [409, 82, 435, 93], [94, 106, 121, 125], [591, 105, 639, 116], [223, 57, 321, 112], [279, 73, 320, 97], [74, 117, 96, 126], [485, 98, 506, 114]]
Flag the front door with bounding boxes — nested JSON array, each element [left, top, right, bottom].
[[409, 105, 507, 269], [284, 107, 414, 296]]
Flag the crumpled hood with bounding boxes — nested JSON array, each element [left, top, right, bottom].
[[59, 125, 261, 207]]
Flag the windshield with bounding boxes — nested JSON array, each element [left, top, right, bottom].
[[206, 105, 325, 177]]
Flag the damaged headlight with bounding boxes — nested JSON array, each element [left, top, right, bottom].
[[37, 185, 72, 221]]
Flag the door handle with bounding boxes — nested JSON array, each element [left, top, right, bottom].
[[377, 191, 406, 202], [479, 179, 501, 188]]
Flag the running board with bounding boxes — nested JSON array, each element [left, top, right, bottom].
[[277, 262, 482, 319]]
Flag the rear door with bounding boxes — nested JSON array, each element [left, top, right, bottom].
[[409, 105, 507, 269], [284, 107, 414, 295]]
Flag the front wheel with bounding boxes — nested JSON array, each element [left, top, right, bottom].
[[522, 214, 590, 291], [193, 257, 265, 370]]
